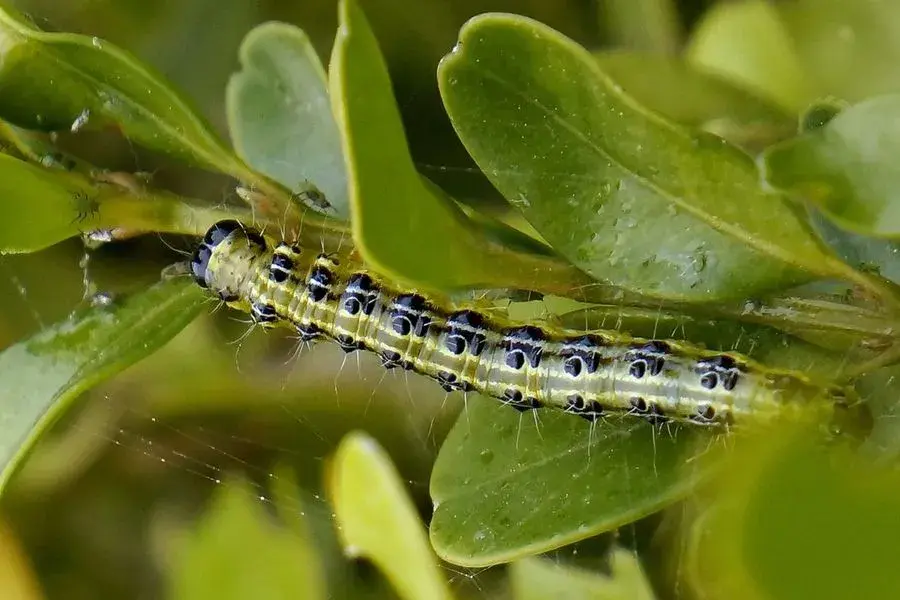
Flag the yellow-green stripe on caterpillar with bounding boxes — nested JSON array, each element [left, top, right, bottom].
[[190, 220, 871, 438]]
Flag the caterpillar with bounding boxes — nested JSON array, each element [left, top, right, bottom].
[[190, 220, 871, 439]]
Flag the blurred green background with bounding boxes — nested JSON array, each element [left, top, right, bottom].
[[0, 1, 837, 599]]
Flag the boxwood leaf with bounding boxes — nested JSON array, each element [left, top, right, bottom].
[[167, 477, 326, 600], [510, 550, 656, 600], [810, 209, 900, 286], [0, 5, 274, 194], [0, 153, 255, 253], [0, 277, 204, 495], [329, 0, 593, 296], [685, 0, 815, 112], [328, 432, 453, 600], [438, 13, 847, 302], [776, 0, 900, 103], [595, 52, 794, 151], [687, 426, 900, 599], [430, 398, 714, 567], [762, 95, 900, 238], [227, 22, 349, 219]]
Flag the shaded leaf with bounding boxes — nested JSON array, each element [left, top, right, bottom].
[[685, 0, 815, 112], [438, 13, 846, 302], [329, 432, 453, 600], [687, 425, 900, 600], [227, 22, 349, 219], [799, 99, 845, 133], [0, 154, 97, 253], [762, 95, 900, 238], [708, 293, 898, 357], [0, 278, 204, 493], [510, 550, 656, 600], [595, 52, 794, 150], [856, 364, 900, 461], [0, 5, 252, 180], [0, 120, 80, 167], [810, 209, 900, 286], [597, 0, 680, 55], [0, 519, 42, 600], [168, 478, 326, 600], [430, 398, 714, 567]]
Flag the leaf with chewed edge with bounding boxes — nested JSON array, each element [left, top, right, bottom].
[[0, 278, 204, 495], [438, 13, 850, 303], [227, 22, 349, 219]]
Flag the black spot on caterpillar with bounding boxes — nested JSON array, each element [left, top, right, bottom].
[[190, 221, 871, 438]]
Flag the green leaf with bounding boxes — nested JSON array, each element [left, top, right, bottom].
[[596, 0, 680, 55], [329, 432, 454, 600], [685, 0, 815, 112], [330, 0, 577, 295], [687, 426, 900, 600], [0, 120, 79, 166], [430, 398, 714, 567], [0, 154, 95, 253], [762, 95, 900, 238], [227, 22, 349, 219], [0, 6, 258, 184], [438, 13, 846, 302], [0, 520, 42, 600], [167, 478, 326, 600], [0, 277, 204, 494], [329, 0, 491, 291], [510, 550, 656, 600], [327, 0, 598, 298], [594, 52, 794, 151], [776, 0, 900, 103]]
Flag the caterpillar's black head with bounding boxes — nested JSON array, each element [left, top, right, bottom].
[[191, 220, 243, 288]]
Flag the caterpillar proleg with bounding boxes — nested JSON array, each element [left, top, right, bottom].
[[190, 220, 871, 438]]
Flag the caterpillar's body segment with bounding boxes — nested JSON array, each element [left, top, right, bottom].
[[191, 221, 870, 438]]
